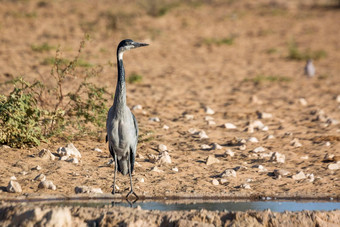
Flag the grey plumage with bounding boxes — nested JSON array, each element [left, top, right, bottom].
[[304, 59, 315, 77], [106, 39, 148, 198]]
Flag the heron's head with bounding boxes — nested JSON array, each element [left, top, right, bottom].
[[117, 39, 149, 60]]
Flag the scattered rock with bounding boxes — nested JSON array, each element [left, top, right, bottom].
[[224, 123, 237, 129], [68, 157, 79, 164], [184, 114, 194, 120], [106, 159, 114, 167], [211, 143, 222, 150], [32, 165, 42, 171], [188, 128, 198, 134], [328, 163, 340, 170], [7, 180, 22, 193], [227, 137, 246, 146], [212, 179, 219, 186], [40, 208, 73, 226], [207, 120, 216, 125], [256, 111, 272, 119], [240, 184, 251, 189], [158, 151, 172, 165], [204, 116, 214, 121], [252, 146, 265, 153], [248, 137, 259, 143], [10, 176, 17, 180], [239, 145, 247, 151], [93, 147, 102, 152], [198, 130, 209, 139], [206, 155, 220, 165], [301, 155, 309, 160], [201, 144, 211, 150], [158, 144, 167, 152], [57, 143, 81, 159], [151, 166, 163, 173], [38, 180, 56, 190], [162, 125, 169, 130], [219, 178, 228, 184], [307, 173, 315, 182], [74, 186, 103, 194], [224, 149, 235, 157], [270, 152, 285, 163], [253, 164, 267, 172], [292, 171, 306, 180], [205, 106, 215, 115], [290, 138, 302, 148], [251, 95, 263, 104], [323, 154, 340, 162], [34, 174, 46, 182], [132, 104, 142, 110], [1, 145, 11, 149], [172, 167, 178, 172], [336, 95, 340, 103], [138, 177, 144, 183], [266, 134, 275, 140], [38, 149, 56, 160], [273, 169, 290, 178], [147, 154, 158, 163], [220, 169, 237, 178], [234, 166, 248, 171], [299, 98, 308, 106], [149, 117, 160, 122], [247, 120, 266, 133]]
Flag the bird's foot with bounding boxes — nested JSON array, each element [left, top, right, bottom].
[[126, 190, 139, 201]]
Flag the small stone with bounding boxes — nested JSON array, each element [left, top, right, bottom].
[[253, 164, 267, 172], [172, 167, 178, 172], [138, 177, 145, 183], [206, 155, 220, 165], [204, 116, 214, 121], [38, 180, 56, 190], [10, 176, 17, 181], [135, 161, 141, 167], [336, 95, 340, 103], [184, 114, 194, 120], [198, 130, 209, 139], [224, 123, 237, 129], [93, 147, 102, 152], [266, 135, 275, 140], [132, 105, 143, 110], [32, 165, 42, 171], [158, 144, 167, 152], [151, 166, 163, 173], [328, 163, 340, 170], [205, 106, 215, 115], [326, 118, 339, 125], [201, 144, 211, 150], [149, 117, 160, 122], [240, 184, 251, 189], [239, 145, 247, 151], [211, 143, 222, 150], [21, 171, 28, 176], [248, 137, 259, 143], [162, 125, 169, 130], [188, 128, 198, 134], [307, 173, 315, 182], [220, 169, 237, 178], [257, 111, 273, 119], [234, 166, 248, 171], [325, 142, 331, 146], [246, 178, 253, 183], [158, 151, 171, 165], [38, 149, 56, 160], [299, 98, 308, 106], [251, 95, 263, 104], [224, 149, 235, 157], [292, 171, 306, 180], [219, 178, 228, 184], [253, 146, 266, 153], [262, 126, 269, 131], [290, 138, 302, 148], [273, 169, 290, 178], [147, 154, 158, 163], [247, 120, 265, 133], [74, 186, 103, 194], [270, 152, 285, 163], [212, 179, 219, 186], [60, 156, 68, 161], [34, 174, 46, 182], [7, 180, 22, 193], [1, 145, 11, 149], [323, 153, 335, 162], [208, 120, 216, 125], [301, 155, 309, 160], [57, 143, 81, 159], [107, 159, 114, 167]]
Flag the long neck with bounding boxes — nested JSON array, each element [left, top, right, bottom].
[[113, 52, 126, 114]]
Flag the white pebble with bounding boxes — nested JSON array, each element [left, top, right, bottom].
[[10, 176, 17, 181], [270, 152, 285, 163], [34, 174, 46, 182], [138, 177, 145, 183], [93, 147, 102, 152], [206, 155, 220, 165], [151, 166, 163, 173], [336, 95, 340, 103], [253, 146, 266, 153], [184, 114, 194, 120], [149, 117, 160, 122], [172, 167, 178, 172], [38, 180, 56, 190], [240, 184, 251, 189], [33, 165, 42, 171], [212, 179, 219, 186], [188, 128, 198, 134], [299, 98, 308, 106], [7, 180, 22, 193], [163, 125, 169, 130], [199, 130, 209, 139], [328, 163, 340, 170], [201, 144, 211, 150], [301, 155, 309, 160], [158, 144, 167, 152], [257, 112, 273, 119], [57, 143, 81, 159], [266, 135, 275, 140], [225, 149, 235, 157], [211, 143, 222, 150], [158, 151, 172, 165], [290, 138, 302, 148], [292, 171, 306, 180], [220, 178, 228, 184], [132, 105, 142, 110], [205, 106, 215, 115], [248, 137, 259, 143], [239, 145, 247, 151], [220, 169, 237, 178], [224, 123, 237, 129], [204, 116, 214, 121], [208, 120, 216, 125]]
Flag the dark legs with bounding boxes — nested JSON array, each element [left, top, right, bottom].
[[126, 158, 139, 200], [111, 156, 117, 194]]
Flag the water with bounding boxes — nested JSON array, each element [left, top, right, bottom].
[[35, 199, 340, 212]]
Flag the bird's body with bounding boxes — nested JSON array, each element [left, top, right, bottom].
[[106, 39, 148, 199], [304, 59, 315, 77]]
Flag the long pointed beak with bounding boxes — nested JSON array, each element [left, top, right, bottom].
[[132, 42, 149, 48]]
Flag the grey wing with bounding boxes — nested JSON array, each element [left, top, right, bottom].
[[130, 112, 138, 173]]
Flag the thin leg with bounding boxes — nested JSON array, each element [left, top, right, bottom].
[[126, 158, 139, 200], [111, 155, 117, 194]]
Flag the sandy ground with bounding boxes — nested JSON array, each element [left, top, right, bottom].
[[0, 0, 340, 225]]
